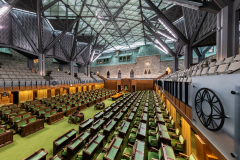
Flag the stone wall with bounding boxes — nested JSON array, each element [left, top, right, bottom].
[[91, 55, 199, 79]]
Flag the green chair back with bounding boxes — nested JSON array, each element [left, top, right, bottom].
[[45, 113, 51, 117], [1, 107, 7, 111], [19, 111, 26, 114], [189, 154, 196, 160], [23, 114, 30, 118], [0, 128, 4, 134], [157, 132, 159, 140], [4, 110, 11, 114], [158, 148, 162, 159], [179, 135, 184, 144], [14, 117, 21, 122], [46, 108, 51, 112], [18, 121, 27, 127], [52, 111, 57, 114], [29, 118, 36, 123]]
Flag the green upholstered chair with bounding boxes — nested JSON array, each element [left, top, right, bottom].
[[166, 119, 175, 130], [29, 117, 36, 123], [13, 117, 21, 123], [18, 121, 27, 132], [122, 144, 133, 159], [98, 129, 104, 135], [52, 111, 57, 115], [75, 149, 84, 160], [113, 130, 119, 137], [148, 147, 162, 160], [0, 128, 4, 134], [129, 132, 137, 144], [148, 126, 158, 136], [149, 121, 156, 129], [68, 115, 72, 124], [61, 148, 67, 158], [103, 142, 110, 151], [9, 113, 17, 118], [23, 114, 30, 118], [45, 113, 51, 121], [171, 135, 185, 153], [177, 153, 197, 160], [96, 153, 105, 160], [50, 103, 55, 109], [148, 132, 159, 148], [1, 107, 7, 111], [62, 108, 66, 113]]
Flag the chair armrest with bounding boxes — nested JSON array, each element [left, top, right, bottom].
[[128, 143, 133, 147], [151, 147, 159, 152], [179, 152, 189, 158]]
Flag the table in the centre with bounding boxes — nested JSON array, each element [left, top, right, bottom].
[[111, 93, 123, 101]]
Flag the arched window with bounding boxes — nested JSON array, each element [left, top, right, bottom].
[[130, 69, 134, 78], [118, 70, 121, 78], [144, 69, 147, 74], [148, 69, 151, 74], [107, 71, 110, 78]]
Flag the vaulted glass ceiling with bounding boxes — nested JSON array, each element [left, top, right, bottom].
[[6, 0, 184, 54]]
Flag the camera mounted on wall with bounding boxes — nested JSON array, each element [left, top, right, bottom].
[[1, 92, 9, 97]]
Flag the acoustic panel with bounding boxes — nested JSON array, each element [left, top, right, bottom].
[[0, 13, 11, 45]]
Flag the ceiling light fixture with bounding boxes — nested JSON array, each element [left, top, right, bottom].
[[155, 40, 168, 53], [158, 18, 177, 38], [157, 31, 177, 42], [0, 6, 9, 17], [155, 45, 168, 54], [90, 50, 95, 62], [92, 53, 102, 62]]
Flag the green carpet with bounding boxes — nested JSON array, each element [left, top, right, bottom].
[[0, 98, 116, 160]]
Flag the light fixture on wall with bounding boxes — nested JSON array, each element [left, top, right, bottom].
[[34, 59, 39, 63], [145, 61, 150, 66]]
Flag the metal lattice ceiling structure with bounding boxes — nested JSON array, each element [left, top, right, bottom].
[[1, 0, 225, 58]]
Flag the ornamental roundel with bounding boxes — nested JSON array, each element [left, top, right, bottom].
[[195, 88, 225, 131]]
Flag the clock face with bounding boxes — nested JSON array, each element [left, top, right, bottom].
[[195, 88, 225, 131]]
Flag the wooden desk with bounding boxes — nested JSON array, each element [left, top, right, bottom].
[[141, 113, 148, 123], [94, 111, 104, 122], [104, 111, 114, 121], [66, 107, 77, 117], [156, 113, 165, 125], [103, 137, 123, 160], [23, 148, 48, 160], [49, 154, 64, 160], [132, 107, 137, 113], [143, 107, 148, 113], [53, 129, 77, 155], [83, 134, 105, 160], [103, 120, 117, 136], [131, 140, 145, 160], [121, 106, 128, 113], [0, 130, 13, 148], [66, 132, 91, 160], [72, 111, 84, 123], [119, 121, 130, 138], [48, 112, 64, 125], [103, 107, 111, 114], [114, 112, 123, 121], [79, 118, 93, 133], [21, 119, 44, 137], [137, 122, 146, 141], [127, 112, 135, 122], [111, 93, 123, 101], [90, 119, 105, 135], [112, 106, 120, 114], [158, 123, 168, 132], [162, 143, 176, 160], [78, 103, 87, 111]]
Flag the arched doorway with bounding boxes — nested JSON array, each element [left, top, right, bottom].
[[118, 70, 121, 78], [107, 71, 110, 78], [130, 69, 134, 78]]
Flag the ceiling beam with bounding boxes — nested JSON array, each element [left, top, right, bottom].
[[145, 25, 175, 56], [43, 16, 81, 54], [163, 0, 203, 10], [0, 0, 20, 22], [190, 12, 208, 44], [192, 29, 216, 47], [70, 20, 80, 60], [144, 0, 189, 45], [112, 0, 131, 21], [72, 34, 98, 60], [77, 25, 88, 35], [193, 47, 201, 57], [200, 2, 221, 14]]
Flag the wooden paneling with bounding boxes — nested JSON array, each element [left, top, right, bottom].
[[195, 135, 213, 160], [175, 98, 180, 108], [134, 80, 153, 91], [180, 101, 186, 114], [51, 89, 55, 97], [206, 155, 218, 160], [37, 89, 47, 99], [69, 87, 76, 94], [19, 90, 33, 103], [104, 80, 118, 91], [182, 117, 191, 155], [172, 96, 176, 105], [186, 105, 192, 120], [83, 86, 87, 92]]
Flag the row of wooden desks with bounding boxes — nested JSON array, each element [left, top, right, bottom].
[[23, 148, 48, 160], [118, 121, 130, 138], [90, 119, 105, 135], [127, 112, 135, 122], [137, 122, 146, 141], [53, 129, 77, 155], [156, 113, 165, 124], [83, 134, 105, 159], [79, 118, 93, 133], [104, 111, 114, 121], [103, 137, 123, 160], [114, 112, 124, 121], [66, 132, 91, 160], [103, 120, 117, 136], [94, 111, 104, 122]]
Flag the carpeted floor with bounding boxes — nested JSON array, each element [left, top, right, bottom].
[[0, 98, 116, 160]]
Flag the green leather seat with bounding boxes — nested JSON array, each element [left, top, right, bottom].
[[129, 133, 137, 143], [96, 153, 105, 160], [148, 132, 159, 148], [171, 135, 184, 152], [75, 149, 84, 160], [169, 128, 180, 138], [29, 117, 36, 123], [122, 146, 133, 159], [148, 126, 158, 136], [148, 148, 162, 160], [0, 128, 4, 134]]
